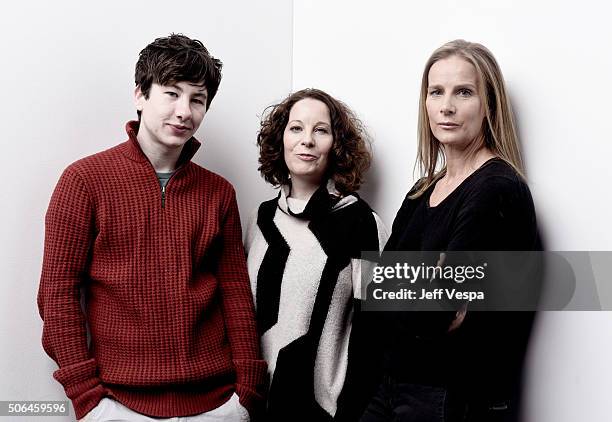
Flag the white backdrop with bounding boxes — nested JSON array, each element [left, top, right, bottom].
[[1, 0, 611, 420], [293, 1, 612, 421]]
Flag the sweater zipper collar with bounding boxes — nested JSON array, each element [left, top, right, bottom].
[[122, 120, 202, 166], [123, 120, 202, 209]]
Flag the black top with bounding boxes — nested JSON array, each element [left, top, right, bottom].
[[386, 158, 539, 252], [380, 158, 540, 403]]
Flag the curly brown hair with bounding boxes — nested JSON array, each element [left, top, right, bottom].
[[257, 88, 371, 195]]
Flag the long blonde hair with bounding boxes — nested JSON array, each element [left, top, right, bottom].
[[412, 39, 524, 198]]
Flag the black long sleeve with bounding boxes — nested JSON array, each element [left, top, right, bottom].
[[379, 159, 540, 399]]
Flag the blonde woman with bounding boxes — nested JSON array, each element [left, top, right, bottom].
[[361, 40, 540, 422]]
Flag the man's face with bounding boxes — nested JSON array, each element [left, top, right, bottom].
[[135, 81, 208, 151]]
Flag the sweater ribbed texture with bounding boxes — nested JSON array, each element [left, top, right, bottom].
[[38, 121, 267, 419]]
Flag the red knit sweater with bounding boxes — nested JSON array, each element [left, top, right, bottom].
[[38, 121, 267, 419]]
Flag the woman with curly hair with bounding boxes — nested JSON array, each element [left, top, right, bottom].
[[245, 88, 388, 422]]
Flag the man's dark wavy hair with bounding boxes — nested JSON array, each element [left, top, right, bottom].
[[257, 88, 372, 195], [134, 33, 222, 115]]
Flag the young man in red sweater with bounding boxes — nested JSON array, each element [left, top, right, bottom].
[[38, 34, 266, 421]]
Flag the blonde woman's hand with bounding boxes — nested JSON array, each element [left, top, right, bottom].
[[448, 303, 468, 332]]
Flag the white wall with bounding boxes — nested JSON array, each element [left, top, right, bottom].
[[0, 1, 290, 420], [293, 0, 611, 420], [3, 0, 611, 420]]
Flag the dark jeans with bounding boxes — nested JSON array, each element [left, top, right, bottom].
[[360, 376, 514, 422], [360, 377, 448, 422]]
